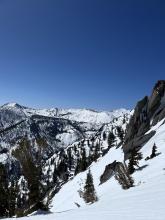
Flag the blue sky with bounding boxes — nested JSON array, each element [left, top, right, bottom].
[[0, 0, 164, 110]]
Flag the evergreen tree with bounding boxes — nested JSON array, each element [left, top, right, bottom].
[[116, 126, 124, 143], [67, 148, 73, 171], [44, 191, 52, 212], [80, 148, 88, 171], [0, 164, 19, 217], [83, 169, 98, 204], [115, 163, 134, 189], [0, 164, 9, 217], [128, 148, 143, 174], [75, 149, 88, 175], [13, 138, 44, 211], [37, 191, 52, 212], [123, 116, 126, 124], [107, 131, 115, 148], [8, 180, 18, 217], [150, 143, 157, 158], [75, 158, 80, 175], [73, 145, 77, 154], [53, 163, 58, 183], [56, 159, 68, 181], [93, 143, 100, 162], [102, 131, 107, 141]]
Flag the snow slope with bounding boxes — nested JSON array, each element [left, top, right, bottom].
[[9, 118, 165, 220]]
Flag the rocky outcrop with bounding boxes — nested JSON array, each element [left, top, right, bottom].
[[123, 80, 165, 157], [100, 161, 134, 189], [100, 160, 117, 184]]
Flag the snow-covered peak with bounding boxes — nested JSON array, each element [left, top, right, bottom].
[[0, 103, 130, 125], [56, 108, 130, 124], [2, 102, 24, 109], [5, 102, 18, 107]]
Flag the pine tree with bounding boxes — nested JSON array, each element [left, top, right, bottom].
[[116, 126, 124, 143], [13, 138, 44, 211], [128, 148, 143, 174], [150, 143, 157, 158], [115, 163, 134, 189], [53, 163, 58, 183], [8, 180, 18, 217], [123, 116, 126, 124], [67, 148, 73, 171], [107, 131, 116, 148], [75, 158, 80, 175], [0, 164, 9, 217], [56, 159, 69, 181], [42, 191, 52, 212], [80, 148, 88, 171], [37, 191, 52, 212], [83, 169, 98, 204], [102, 131, 107, 141], [93, 143, 100, 162], [0, 165, 19, 217], [75, 148, 88, 175]]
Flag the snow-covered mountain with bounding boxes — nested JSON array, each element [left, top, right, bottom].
[[0, 102, 129, 148], [0, 101, 130, 217], [14, 116, 165, 220], [1, 80, 165, 220], [2, 102, 129, 124]]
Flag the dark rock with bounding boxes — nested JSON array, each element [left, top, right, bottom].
[[123, 80, 165, 156], [100, 160, 117, 184], [100, 161, 134, 189]]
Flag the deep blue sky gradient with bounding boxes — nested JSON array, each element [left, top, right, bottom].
[[0, 0, 165, 110]]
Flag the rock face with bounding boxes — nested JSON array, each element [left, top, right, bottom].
[[100, 161, 134, 189], [100, 161, 117, 184], [100, 81, 165, 189], [123, 80, 165, 157]]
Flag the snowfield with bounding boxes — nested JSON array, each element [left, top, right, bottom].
[[8, 118, 165, 220]]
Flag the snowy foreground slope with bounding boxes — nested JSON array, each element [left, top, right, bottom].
[[10, 118, 165, 220]]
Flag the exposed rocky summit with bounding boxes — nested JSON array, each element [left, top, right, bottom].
[[123, 80, 165, 156]]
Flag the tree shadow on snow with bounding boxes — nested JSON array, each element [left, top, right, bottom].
[[31, 210, 53, 216], [136, 164, 149, 172]]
